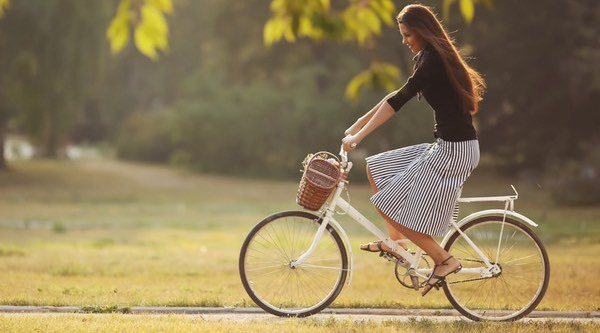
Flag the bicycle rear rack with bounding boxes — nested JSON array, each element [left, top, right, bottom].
[[457, 184, 518, 211]]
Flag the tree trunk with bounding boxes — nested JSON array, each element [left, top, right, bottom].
[[39, 104, 61, 158], [0, 121, 7, 170], [0, 80, 8, 170], [40, 129, 60, 158]]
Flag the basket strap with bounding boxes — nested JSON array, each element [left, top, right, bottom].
[[309, 151, 340, 164]]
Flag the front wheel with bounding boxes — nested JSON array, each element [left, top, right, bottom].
[[443, 216, 550, 321], [239, 211, 348, 317]]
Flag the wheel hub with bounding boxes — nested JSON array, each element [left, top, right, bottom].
[[491, 262, 502, 277]]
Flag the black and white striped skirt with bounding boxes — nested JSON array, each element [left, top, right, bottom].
[[365, 138, 480, 236]]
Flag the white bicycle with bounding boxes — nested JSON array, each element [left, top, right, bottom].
[[239, 146, 550, 321]]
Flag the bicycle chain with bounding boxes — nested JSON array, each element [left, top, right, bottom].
[[447, 276, 495, 284], [446, 257, 499, 285], [457, 258, 487, 264]]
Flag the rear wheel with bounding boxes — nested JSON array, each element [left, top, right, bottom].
[[443, 216, 550, 321], [239, 211, 348, 317]]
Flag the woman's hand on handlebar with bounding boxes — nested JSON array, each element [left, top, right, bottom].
[[341, 134, 362, 152]]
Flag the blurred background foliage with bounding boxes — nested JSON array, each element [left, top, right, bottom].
[[0, 0, 598, 205]]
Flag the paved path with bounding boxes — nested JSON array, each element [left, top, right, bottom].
[[0, 306, 598, 323]]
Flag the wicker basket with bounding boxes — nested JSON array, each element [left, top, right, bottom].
[[296, 152, 341, 211]]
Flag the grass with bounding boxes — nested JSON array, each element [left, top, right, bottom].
[[0, 314, 598, 333], [0, 159, 598, 311]]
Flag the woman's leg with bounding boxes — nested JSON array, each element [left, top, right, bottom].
[[366, 166, 406, 242], [366, 166, 460, 294], [383, 213, 461, 295]]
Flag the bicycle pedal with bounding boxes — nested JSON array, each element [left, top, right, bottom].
[[410, 276, 420, 291], [380, 252, 397, 263]]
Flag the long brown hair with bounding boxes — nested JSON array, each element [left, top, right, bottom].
[[397, 4, 486, 115]]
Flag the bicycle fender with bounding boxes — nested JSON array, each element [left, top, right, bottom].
[[441, 209, 538, 246], [328, 218, 354, 286]]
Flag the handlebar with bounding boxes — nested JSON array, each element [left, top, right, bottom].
[[339, 143, 356, 163], [338, 144, 353, 177], [339, 144, 348, 163]]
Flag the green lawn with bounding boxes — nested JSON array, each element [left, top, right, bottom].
[[0, 159, 598, 311]]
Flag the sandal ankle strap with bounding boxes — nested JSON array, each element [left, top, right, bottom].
[[439, 255, 454, 266]]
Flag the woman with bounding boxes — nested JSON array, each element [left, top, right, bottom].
[[341, 4, 485, 296]]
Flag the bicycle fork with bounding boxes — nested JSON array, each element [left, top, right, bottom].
[[290, 181, 351, 273], [289, 209, 335, 269]]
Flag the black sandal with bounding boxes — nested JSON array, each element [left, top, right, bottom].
[[421, 256, 462, 297]]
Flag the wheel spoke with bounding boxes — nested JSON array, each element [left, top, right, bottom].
[[240, 212, 347, 316], [299, 263, 344, 271], [445, 218, 548, 321]]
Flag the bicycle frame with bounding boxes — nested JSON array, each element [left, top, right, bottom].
[[290, 146, 539, 286]]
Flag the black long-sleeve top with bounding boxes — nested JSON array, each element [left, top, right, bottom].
[[386, 45, 477, 142]]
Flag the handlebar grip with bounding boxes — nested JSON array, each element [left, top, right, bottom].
[[339, 144, 348, 163]]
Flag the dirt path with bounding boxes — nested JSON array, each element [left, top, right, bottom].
[[1, 306, 598, 323]]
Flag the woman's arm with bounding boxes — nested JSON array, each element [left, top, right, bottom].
[[345, 90, 398, 135], [342, 101, 395, 151], [354, 101, 395, 142]]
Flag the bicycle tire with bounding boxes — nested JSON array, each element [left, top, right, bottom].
[[443, 216, 550, 321], [239, 210, 348, 317]]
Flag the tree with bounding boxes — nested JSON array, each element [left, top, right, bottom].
[[0, 1, 111, 159], [0, 0, 172, 167], [472, 0, 600, 172]]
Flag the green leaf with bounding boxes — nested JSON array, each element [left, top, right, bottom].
[[270, 0, 286, 14], [283, 26, 296, 42], [283, 17, 296, 42], [140, 3, 168, 38], [107, 0, 132, 54], [134, 24, 158, 60], [134, 3, 170, 60], [369, 0, 395, 26], [373, 62, 402, 92], [358, 8, 381, 34], [459, 0, 475, 24], [298, 16, 314, 37], [381, 0, 395, 14], [345, 71, 372, 101], [0, 0, 10, 19], [341, 4, 386, 44], [107, 18, 130, 54], [263, 18, 285, 46], [345, 62, 402, 101]]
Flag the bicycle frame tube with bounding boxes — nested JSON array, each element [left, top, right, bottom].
[[445, 220, 494, 268], [291, 181, 423, 272]]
